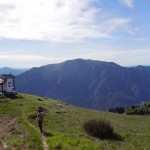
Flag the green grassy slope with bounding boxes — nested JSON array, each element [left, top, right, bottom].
[[0, 94, 150, 150]]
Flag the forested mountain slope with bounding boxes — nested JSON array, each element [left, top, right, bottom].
[[16, 59, 150, 110]]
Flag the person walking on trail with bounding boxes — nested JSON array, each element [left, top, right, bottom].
[[37, 107, 44, 133]]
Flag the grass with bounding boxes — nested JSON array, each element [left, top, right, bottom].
[[0, 93, 150, 150]]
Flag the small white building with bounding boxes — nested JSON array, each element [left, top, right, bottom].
[[0, 74, 16, 93]]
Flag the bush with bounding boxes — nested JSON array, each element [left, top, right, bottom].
[[109, 106, 125, 114], [125, 102, 150, 115], [83, 118, 114, 139]]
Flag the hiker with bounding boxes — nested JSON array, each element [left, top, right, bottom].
[[37, 107, 44, 133]]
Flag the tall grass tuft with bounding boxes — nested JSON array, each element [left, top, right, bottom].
[[83, 118, 114, 139]]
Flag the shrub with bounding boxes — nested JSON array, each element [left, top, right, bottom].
[[109, 106, 125, 114], [28, 114, 37, 120], [125, 102, 150, 115], [83, 118, 114, 139]]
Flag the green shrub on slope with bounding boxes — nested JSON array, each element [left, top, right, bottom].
[[83, 118, 114, 139]]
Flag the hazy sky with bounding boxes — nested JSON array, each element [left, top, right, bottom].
[[0, 0, 150, 68]]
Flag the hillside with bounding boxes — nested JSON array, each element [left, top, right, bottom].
[[0, 94, 150, 150], [16, 59, 150, 110]]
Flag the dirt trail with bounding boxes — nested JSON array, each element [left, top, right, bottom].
[[27, 122, 49, 150], [0, 116, 16, 149], [0, 116, 16, 134], [0, 115, 49, 150], [42, 136, 49, 150]]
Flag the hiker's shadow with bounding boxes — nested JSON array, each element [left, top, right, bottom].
[[42, 131, 53, 137]]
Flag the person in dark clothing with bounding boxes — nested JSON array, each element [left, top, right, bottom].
[[37, 107, 44, 133]]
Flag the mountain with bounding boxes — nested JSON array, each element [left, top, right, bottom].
[[16, 59, 150, 110], [0, 67, 28, 75]]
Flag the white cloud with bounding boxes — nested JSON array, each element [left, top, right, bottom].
[[0, 54, 46, 61], [80, 48, 150, 67], [0, 0, 132, 42], [120, 0, 134, 8], [0, 53, 58, 67], [81, 50, 122, 62], [0, 47, 150, 68], [115, 48, 150, 66], [103, 17, 131, 33]]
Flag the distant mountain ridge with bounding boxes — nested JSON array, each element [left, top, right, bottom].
[[0, 67, 28, 75], [16, 59, 150, 110]]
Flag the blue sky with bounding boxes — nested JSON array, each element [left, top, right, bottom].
[[0, 0, 150, 68]]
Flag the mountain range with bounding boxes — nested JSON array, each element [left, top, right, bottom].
[[0, 67, 28, 75], [16, 59, 150, 110]]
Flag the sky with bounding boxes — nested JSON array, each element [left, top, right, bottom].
[[0, 0, 150, 68]]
